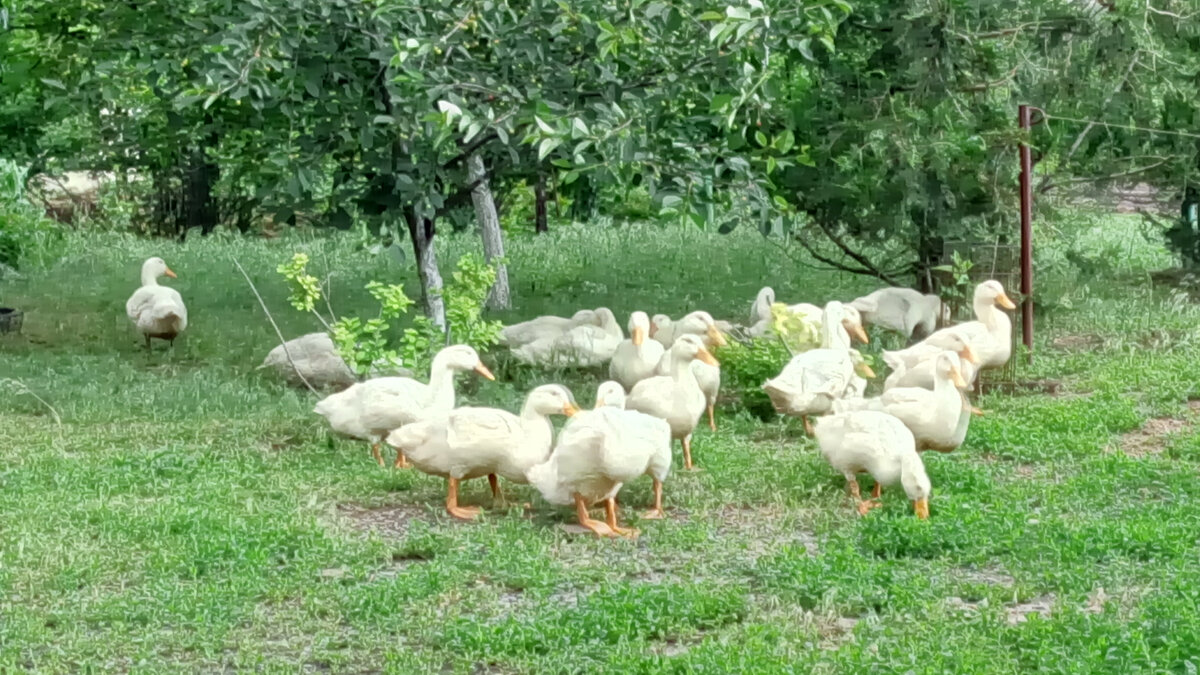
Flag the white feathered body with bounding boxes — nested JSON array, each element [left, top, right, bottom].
[[126, 285, 187, 340], [527, 407, 672, 506]]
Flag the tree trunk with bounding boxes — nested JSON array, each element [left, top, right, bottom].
[[404, 207, 446, 330], [466, 153, 510, 310], [535, 170, 549, 234]]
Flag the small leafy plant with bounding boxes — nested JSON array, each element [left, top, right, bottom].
[[931, 251, 975, 319], [277, 251, 502, 378], [0, 160, 62, 269]]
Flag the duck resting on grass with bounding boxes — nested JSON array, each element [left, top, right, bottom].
[[126, 257, 187, 351], [813, 410, 931, 519], [527, 381, 672, 538], [762, 301, 875, 435], [387, 384, 580, 520], [313, 345, 494, 467]]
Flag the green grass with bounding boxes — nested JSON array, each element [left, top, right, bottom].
[[3, 218, 1200, 673]]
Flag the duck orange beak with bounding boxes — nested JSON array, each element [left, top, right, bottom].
[[632, 326, 646, 346], [959, 344, 978, 364], [563, 402, 581, 417], [971, 406, 984, 416], [914, 498, 929, 520], [996, 292, 1017, 310], [164, 267, 177, 278], [696, 348, 720, 367], [474, 364, 496, 381], [706, 324, 728, 347], [950, 367, 967, 389], [845, 320, 869, 344], [855, 362, 876, 379]]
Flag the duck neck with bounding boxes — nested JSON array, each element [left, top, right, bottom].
[[518, 403, 555, 459], [821, 316, 848, 350], [426, 360, 458, 409], [974, 296, 1001, 329], [669, 354, 697, 383], [141, 269, 160, 286]]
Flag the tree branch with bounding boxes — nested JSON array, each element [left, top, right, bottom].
[[233, 258, 321, 395], [812, 220, 904, 284], [1040, 159, 1170, 193]]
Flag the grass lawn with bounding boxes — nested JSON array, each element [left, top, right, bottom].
[[3, 217, 1200, 673]]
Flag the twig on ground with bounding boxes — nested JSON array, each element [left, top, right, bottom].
[[232, 257, 320, 395]]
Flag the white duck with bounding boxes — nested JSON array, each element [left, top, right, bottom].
[[750, 286, 775, 326], [259, 332, 358, 390], [883, 332, 978, 391], [649, 311, 726, 349], [313, 345, 494, 467], [527, 381, 672, 538], [885, 280, 1016, 372], [387, 384, 580, 520], [511, 307, 623, 367], [499, 309, 600, 347], [813, 410, 931, 519], [609, 311, 666, 392], [851, 287, 949, 340], [652, 312, 728, 432], [126, 257, 187, 350], [626, 334, 719, 471], [833, 352, 971, 452], [762, 301, 876, 434]]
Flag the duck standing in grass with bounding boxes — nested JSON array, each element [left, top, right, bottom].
[[626, 334, 719, 471], [126, 257, 187, 351], [527, 381, 672, 538], [835, 352, 973, 452], [387, 384, 580, 520], [609, 311, 666, 392], [313, 345, 494, 467], [813, 410, 931, 519], [885, 280, 1016, 378]]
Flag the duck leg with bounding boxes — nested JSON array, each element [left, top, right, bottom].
[[144, 335, 152, 351], [803, 416, 813, 436], [641, 479, 666, 520], [604, 498, 638, 538], [488, 473, 506, 508], [446, 477, 481, 520], [682, 434, 696, 471], [371, 443, 385, 467], [707, 404, 717, 432], [393, 449, 411, 469], [871, 482, 882, 499], [575, 494, 615, 538], [847, 475, 881, 516]]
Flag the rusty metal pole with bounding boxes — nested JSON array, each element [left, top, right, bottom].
[[1018, 105, 1034, 363]]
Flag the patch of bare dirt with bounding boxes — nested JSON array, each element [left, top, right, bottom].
[[714, 504, 820, 558], [955, 566, 1016, 587], [1052, 334, 1104, 351], [1005, 594, 1056, 625], [979, 379, 1063, 396], [335, 502, 438, 540], [1118, 416, 1190, 458]]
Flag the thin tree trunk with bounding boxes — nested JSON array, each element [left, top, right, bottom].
[[466, 153, 510, 309], [404, 207, 446, 330], [535, 170, 549, 234]]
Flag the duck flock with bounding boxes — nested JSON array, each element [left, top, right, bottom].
[[125, 256, 1016, 538]]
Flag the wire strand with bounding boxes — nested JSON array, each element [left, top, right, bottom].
[[1037, 111, 1200, 141]]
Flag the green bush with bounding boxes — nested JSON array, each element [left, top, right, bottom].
[[0, 160, 62, 269], [278, 250, 502, 377], [714, 338, 791, 421]]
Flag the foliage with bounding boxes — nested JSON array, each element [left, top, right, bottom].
[[713, 337, 791, 420], [769, 302, 821, 353], [276, 250, 500, 377], [8, 218, 1200, 672], [931, 251, 976, 314], [0, 160, 61, 269], [1162, 190, 1200, 269]]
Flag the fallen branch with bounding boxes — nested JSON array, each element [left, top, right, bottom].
[[232, 257, 320, 395], [1, 378, 62, 425]]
